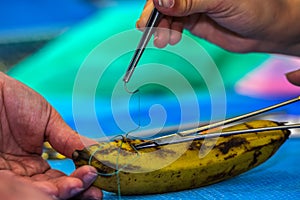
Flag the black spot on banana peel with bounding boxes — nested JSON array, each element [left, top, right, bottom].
[[72, 120, 290, 195], [217, 137, 248, 154]]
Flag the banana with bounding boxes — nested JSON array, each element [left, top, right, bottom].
[[42, 142, 66, 160], [72, 120, 290, 195]]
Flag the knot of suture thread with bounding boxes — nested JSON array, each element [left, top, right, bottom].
[[88, 134, 141, 200]]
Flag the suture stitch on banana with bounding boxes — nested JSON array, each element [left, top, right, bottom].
[[88, 83, 142, 199], [87, 138, 137, 200], [88, 134, 141, 199]]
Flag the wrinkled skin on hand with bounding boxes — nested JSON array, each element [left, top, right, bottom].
[[0, 172, 53, 200], [0, 72, 102, 200], [137, 0, 300, 86]]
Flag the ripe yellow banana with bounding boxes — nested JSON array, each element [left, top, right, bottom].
[[72, 120, 290, 195]]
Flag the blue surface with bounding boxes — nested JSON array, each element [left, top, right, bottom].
[[0, 0, 99, 41]]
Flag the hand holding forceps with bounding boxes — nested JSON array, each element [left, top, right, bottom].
[[123, 8, 163, 83]]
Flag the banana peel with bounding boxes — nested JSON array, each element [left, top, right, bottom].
[[42, 142, 66, 160], [72, 120, 290, 195]]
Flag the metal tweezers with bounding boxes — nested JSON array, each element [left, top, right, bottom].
[[134, 96, 300, 150], [123, 8, 163, 83]]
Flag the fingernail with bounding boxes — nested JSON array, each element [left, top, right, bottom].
[[83, 171, 97, 183], [157, 0, 175, 8], [51, 195, 59, 200], [70, 188, 85, 196]]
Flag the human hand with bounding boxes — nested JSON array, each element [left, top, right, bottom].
[[137, 0, 300, 56], [0, 172, 53, 200], [0, 72, 102, 199]]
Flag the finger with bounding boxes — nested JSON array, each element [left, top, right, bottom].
[[169, 18, 184, 45], [136, 0, 155, 29], [154, 17, 172, 48], [53, 176, 84, 199], [153, 0, 214, 16], [46, 110, 97, 158], [70, 165, 98, 189], [69, 166, 103, 200], [54, 166, 99, 199], [286, 69, 300, 86], [31, 181, 59, 197], [28, 167, 98, 199], [31, 178, 85, 200], [73, 186, 103, 200]]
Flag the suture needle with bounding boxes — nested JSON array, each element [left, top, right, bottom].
[[123, 8, 163, 83]]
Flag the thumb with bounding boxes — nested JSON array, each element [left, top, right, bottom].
[[286, 69, 300, 86], [153, 0, 214, 16], [46, 108, 97, 158]]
